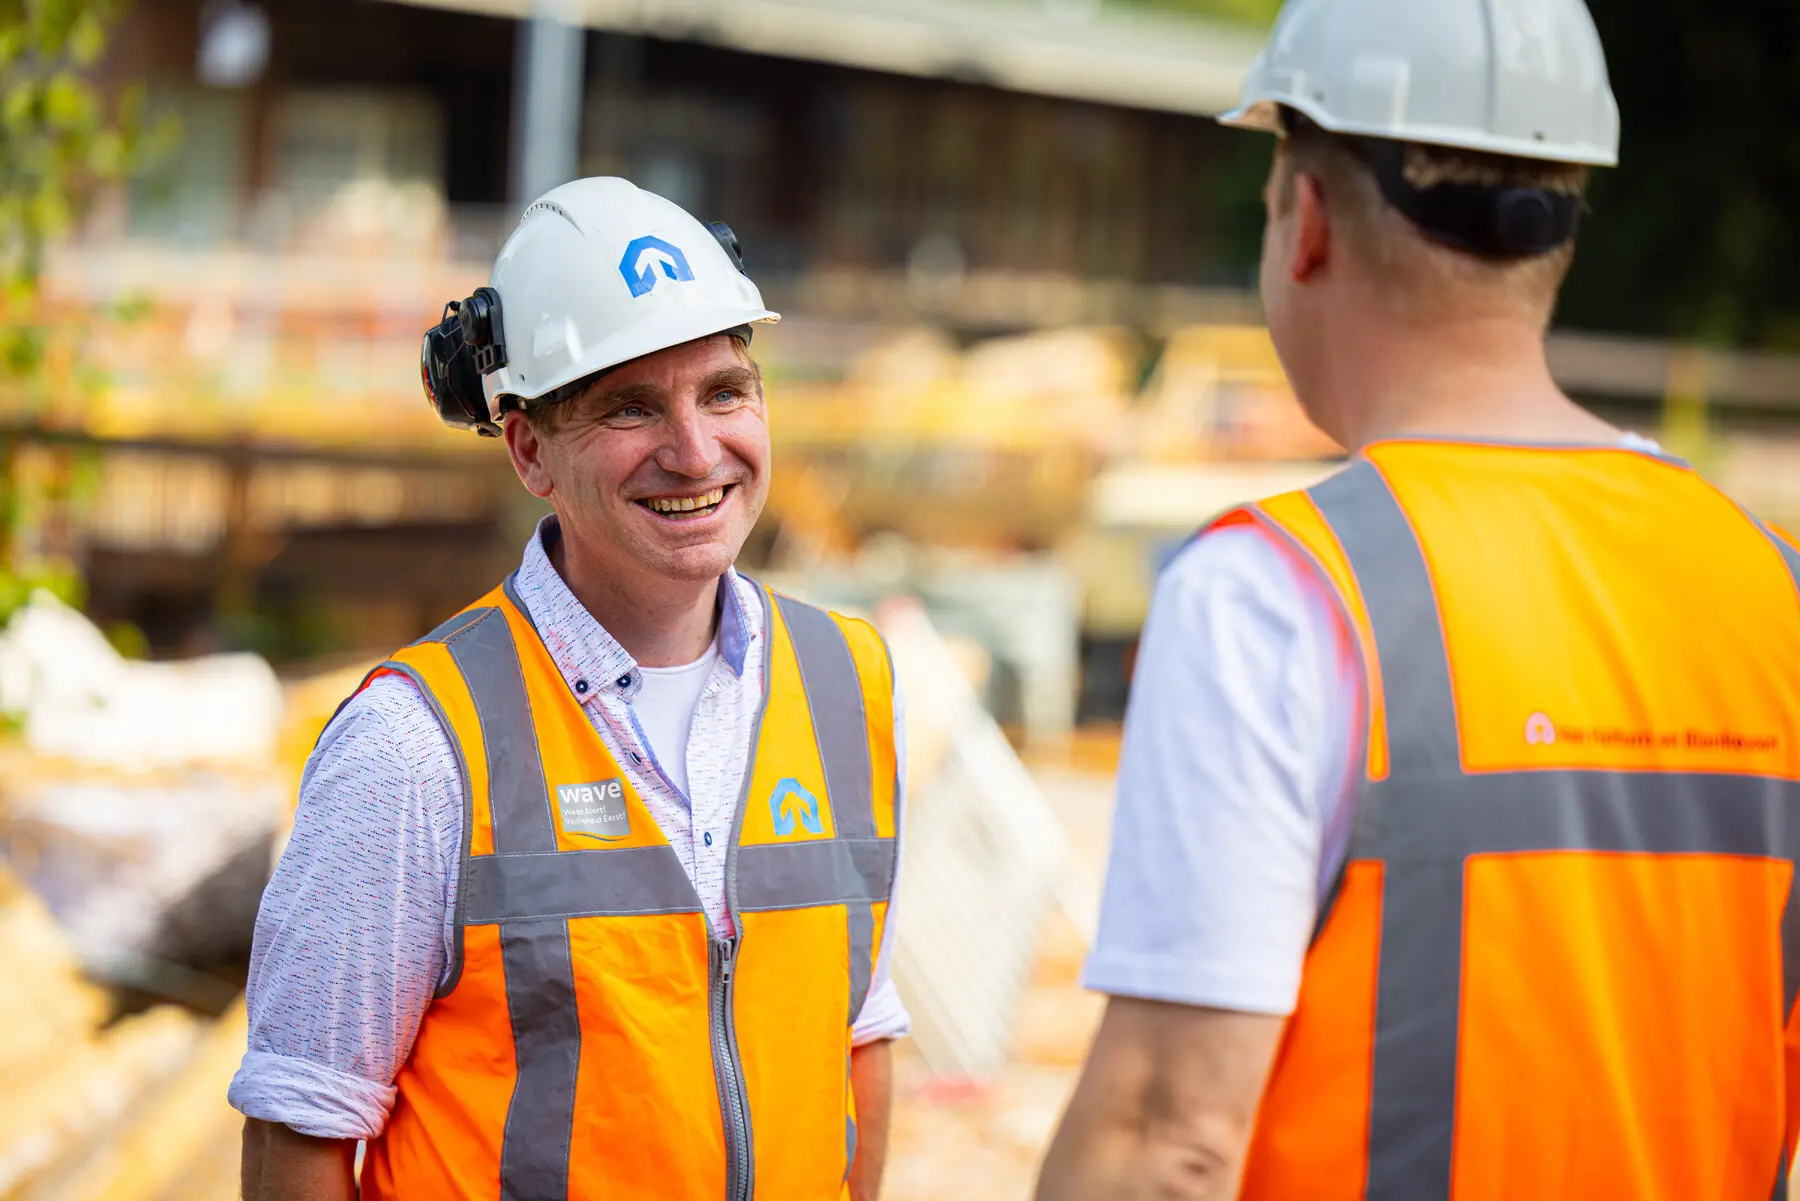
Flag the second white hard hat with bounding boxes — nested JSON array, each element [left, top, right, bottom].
[[480, 177, 779, 416], [1220, 0, 1620, 166]]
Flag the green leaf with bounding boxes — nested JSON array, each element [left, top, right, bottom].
[[43, 71, 98, 131], [0, 325, 45, 376], [67, 12, 106, 65]]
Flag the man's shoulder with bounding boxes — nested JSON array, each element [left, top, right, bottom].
[[1164, 521, 1322, 605], [310, 668, 449, 778]]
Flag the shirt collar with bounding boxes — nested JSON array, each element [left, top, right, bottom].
[[513, 516, 755, 705]]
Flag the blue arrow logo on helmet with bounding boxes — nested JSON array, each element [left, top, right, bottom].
[[620, 235, 696, 298]]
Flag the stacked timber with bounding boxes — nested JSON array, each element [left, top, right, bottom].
[[0, 867, 205, 1200]]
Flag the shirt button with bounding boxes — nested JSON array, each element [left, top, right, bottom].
[[574, 679, 589, 694], [704, 831, 713, 847], [617, 674, 632, 688], [630, 752, 642, 764]]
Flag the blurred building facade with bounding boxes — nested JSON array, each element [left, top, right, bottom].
[[8, 0, 1798, 717], [27, 0, 1270, 666], [103, 0, 1265, 293]]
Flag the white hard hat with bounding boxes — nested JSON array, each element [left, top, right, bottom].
[[1220, 0, 1620, 167], [478, 177, 778, 414]]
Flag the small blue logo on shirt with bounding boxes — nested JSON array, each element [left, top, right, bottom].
[[620, 235, 695, 298], [768, 778, 824, 837]]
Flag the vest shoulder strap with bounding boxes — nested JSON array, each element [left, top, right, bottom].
[[761, 587, 896, 840]]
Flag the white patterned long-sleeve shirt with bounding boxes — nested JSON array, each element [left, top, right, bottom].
[[228, 518, 910, 1139]]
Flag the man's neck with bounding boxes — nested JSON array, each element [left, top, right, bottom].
[[1313, 314, 1622, 452], [548, 529, 721, 668]]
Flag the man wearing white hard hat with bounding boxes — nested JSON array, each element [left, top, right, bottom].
[[232, 179, 909, 1201], [1040, 1, 1800, 1198]]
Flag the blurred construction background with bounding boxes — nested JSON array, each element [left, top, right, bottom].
[[2, 0, 1798, 1197]]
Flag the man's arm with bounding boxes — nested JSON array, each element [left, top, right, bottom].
[[241, 1119, 356, 1201], [1033, 529, 1357, 1200], [229, 679, 460, 1186], [849, 1038, 895, 1201], [1034, 999, 1283, 1201]]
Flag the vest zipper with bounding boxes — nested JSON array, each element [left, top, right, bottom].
[[710, 934, 754, 1201]]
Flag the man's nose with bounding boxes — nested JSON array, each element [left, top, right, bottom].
[[656, 406, 724, 479]]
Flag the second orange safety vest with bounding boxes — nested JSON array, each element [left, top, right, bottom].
[[1215, 440, 1800, 1200], [351, 576, 899, 1201]]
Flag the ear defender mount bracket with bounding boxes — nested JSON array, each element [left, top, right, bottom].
[[456, 286, 507, 375]]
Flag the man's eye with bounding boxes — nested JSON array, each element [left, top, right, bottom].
[[712, 390, 740, 405], [615, 404, 649, 420]]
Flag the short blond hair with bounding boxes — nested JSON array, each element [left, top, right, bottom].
[[1272, 114, 1589, 324]]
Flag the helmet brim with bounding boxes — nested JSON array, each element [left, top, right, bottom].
[[485, 305, 780, 414]]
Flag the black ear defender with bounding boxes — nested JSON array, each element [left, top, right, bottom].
[[421, 286, 511, 436], [1359, 137, 1581, 260], [708, 221, 748, 276], [421, 299, 501, 437]]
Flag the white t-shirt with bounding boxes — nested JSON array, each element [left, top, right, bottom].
[[631, 640, 721, 799], [1082, 525, 1359, 1016], [1083, 436, 1664, 1018]]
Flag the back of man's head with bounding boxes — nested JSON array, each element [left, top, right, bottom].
[[1273, 113, 1590, 327]]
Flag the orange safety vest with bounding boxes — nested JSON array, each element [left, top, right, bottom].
[[352, 576, 899, 1201], [1214, 440, 1800, 1201]]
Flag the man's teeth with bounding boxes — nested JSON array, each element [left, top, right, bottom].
[[645, 488, 726, 514]]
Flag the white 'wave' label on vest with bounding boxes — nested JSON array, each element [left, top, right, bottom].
[[558, 778, 631, 841]]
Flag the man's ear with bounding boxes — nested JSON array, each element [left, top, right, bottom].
[[1291, 170, 1333, 284], [502, 411, 556, 500]]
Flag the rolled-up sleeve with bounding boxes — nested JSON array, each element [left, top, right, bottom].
[[228, 675, 462, 1139]]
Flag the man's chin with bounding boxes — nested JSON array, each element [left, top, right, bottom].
[[643, 539, 743, 585]]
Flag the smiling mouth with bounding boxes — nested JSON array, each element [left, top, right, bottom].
[[637, 485, 729, 521]]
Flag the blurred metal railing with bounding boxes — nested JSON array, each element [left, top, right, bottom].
[[879, 597, 1097, 1077]]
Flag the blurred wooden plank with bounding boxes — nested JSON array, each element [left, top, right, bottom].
[[0, 1008, 202, 1198], [42, 1000, 248, 1201]]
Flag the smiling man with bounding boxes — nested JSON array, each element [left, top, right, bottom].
[[231, 179, 908, 1201]]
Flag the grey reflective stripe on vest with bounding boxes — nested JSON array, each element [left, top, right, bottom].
[[416, 605, 498, 649], [1372, 770, 1800, 859], [1753, 522, 1800, 1025], [774, 593, 890, 1024], [446, 610, 559, 855], [495, 922, 579, 1201], [1312, 462, 1465, 1200], [465, 845, 704, 923], [437, 608, 578, 1201], [737, 838, 898, 911], [1309, 462, 1462, 772], [1308, 462, 1800, 1201]]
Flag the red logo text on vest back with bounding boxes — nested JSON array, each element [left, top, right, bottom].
[[1522, 713, 1779, 754]]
